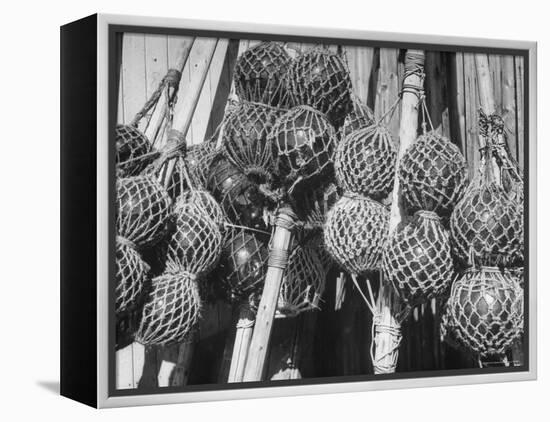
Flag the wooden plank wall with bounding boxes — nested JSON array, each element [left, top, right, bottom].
[[116, 34, 525, 387]]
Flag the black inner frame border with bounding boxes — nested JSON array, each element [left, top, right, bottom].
[[107, 23, 530, 399]]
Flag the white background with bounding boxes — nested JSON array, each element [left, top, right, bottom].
[[0, 0, 545, 420]]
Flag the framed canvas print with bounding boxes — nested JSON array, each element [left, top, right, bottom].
[[60, 13, 537, 408]]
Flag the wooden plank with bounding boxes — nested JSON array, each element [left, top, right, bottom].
[[188, 38, 216, 145], [144, 37, 195, 148], [463, 53, 481, 176], [344, 46, 375, 104], [135, 34, 168, 134], [425, 51, 451, 138], [121, 33, 147, 125], [206, 39, 237, 139], [489, 54, 503, 114], [117, 33, 149, 390], [267, 318, 301, 380], [501, 55, 518, 162], [117, 65, 125, 124], [205, 39, 239, 140], [115, 344, 135, 389], [448, 52, 467, 156], [374, 48, 400, 140], [515, 56, 525, 171], [116, 34, 125, 124]]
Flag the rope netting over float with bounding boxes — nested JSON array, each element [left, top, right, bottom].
[[114, 36, 526, 386]]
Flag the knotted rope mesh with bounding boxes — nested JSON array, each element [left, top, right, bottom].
[[507, 266, 524, 289], [116, 176, 172, 248], [443, 267, 523, 357], [276, 243, 326, 318], [450, 149, 523, 267], [324, 194, 390, 275], [115, 124, 153, 177], [140, 128, 189, 199], [217, 228, 269, 303], [135, 271, 201, 346], [290, 182, 340, 230], [270, 105, 338, 192], [144, 136, 218, 200], [479, 110, 525, 266], [136, 196, 222, 345], [288, 48, 352, 128], [223, 100, 282, 182], [339, 96, 375, 139], [335, 124, 397, 200], [304, 233, 335, 273], [115, 239, 149, 314], [399, 131, 469, 217], [233, 41, 293, 108], [382, 211, 454, 306], [165, 202, 223, 276], [176, 189, 226, 230], [207, 157, 269, 230], [185, 138, 218, 189]]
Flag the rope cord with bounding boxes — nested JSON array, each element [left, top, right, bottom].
[[130, 68, 183, 127], [223, 222, 271, 237], [348, 272, 409, 373], [375, 50, 431, 134]]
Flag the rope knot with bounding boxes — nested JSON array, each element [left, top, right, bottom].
[[116, 235, 137, 250], [164, 69, 182, 88], [415, 209, 441, 222]]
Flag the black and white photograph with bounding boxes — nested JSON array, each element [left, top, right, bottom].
[[111, 28, 528, 394]]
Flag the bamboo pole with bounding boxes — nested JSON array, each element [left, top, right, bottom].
[[243, 206, 297, 381], [144, 38, 195, 148], [152, 39, 219, 387], [372, 50, 425, 374], [159, 39, 219, 189], [474, 53, 524, 367], [227, 305, 255, 382]]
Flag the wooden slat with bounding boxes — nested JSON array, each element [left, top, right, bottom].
[[117, 68, 125, 124], [206, 39, 236, 138], [515, 56, 525, 170], [501, 55, 518, 162], [374, 48, 401, 139], [489, 54, 503, 114], [205, 39, 240, 140], [188, 38, 216, 145], [425, 51, 451, 138], [121, 33, 147, 124], [116, 33, 150, 390], [344, 46, 375, 104], [145, 36, 195, 147], [463, 52, 481, 176], [449, 52, 468, 156], [135, 34, 169, 134]]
